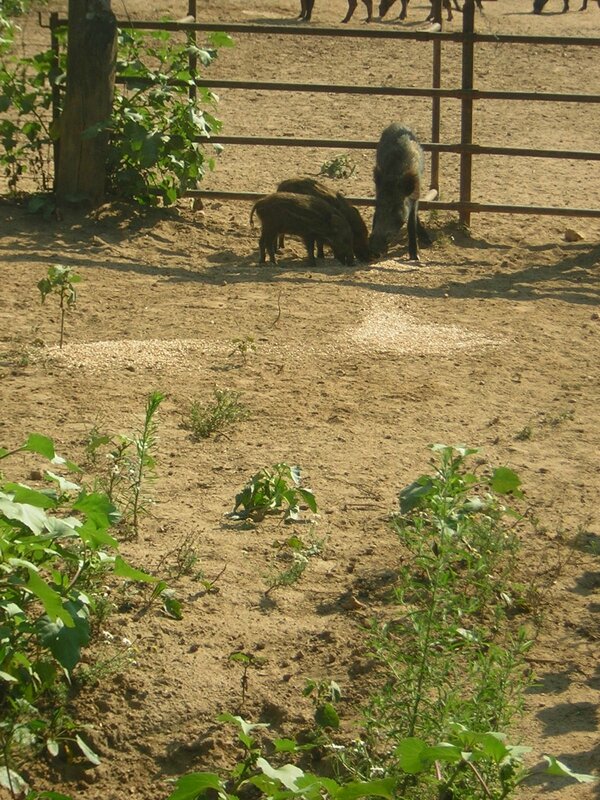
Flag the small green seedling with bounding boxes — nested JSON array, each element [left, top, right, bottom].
[[264, 531, 325, 596], [230, 463, 317, 523], [186, 388, 250, 439], [319, 153, 356, 179], [37, 264, 81, 348], [229, 336, 256, 365], [303, 679, 342, 730], [229, 651, 266, 709]]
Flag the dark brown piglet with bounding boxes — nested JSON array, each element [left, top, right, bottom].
[[250, 193, 354, 267], [277, 177, 371, 263]]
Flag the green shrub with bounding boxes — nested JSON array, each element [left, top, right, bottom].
[[230, 464, 317, 523], [185, 388, 250, 440], [0, 433, 157, 791]]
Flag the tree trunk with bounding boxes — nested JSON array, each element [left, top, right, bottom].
[[55, 0, 117, 207]]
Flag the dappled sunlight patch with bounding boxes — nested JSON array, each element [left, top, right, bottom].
[[350, 296, 501, 355], [41, 339, 227, 372]]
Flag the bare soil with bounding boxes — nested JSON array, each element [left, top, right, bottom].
[[0, 0, 599, 799]]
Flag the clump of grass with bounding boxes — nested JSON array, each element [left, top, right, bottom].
[[185, 388, 250, 440], [514, 424, 532, 441], [319, 153, 356, 179]]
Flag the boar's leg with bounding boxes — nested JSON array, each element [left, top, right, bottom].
[[407, 199, 420, 261], [399, 0, 409, 19], [301, 0, 315, 20], [302, 236, 318, 267], [362, 0, 374, 20], [342, 0, 358, 21], [259, 227, 278, 264], [277, 233, 285, 252], [316, 239, 326, 258]]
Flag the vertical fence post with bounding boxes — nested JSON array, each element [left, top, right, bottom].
[[459, 0, 475, 227], [188, 0, 197, 103], [430, 0, 442, 192], [49, 11, 61, 190]]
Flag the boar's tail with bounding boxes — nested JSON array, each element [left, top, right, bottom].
[[250, 201, 259, 227]]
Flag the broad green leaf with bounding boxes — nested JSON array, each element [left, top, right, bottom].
[[209, 31, 235, 48], [163, 593, 183, 620], [298, 488, 318, 512], [27, 571, 74, 627], [274, 738, 299, 753], [23, 433, 55, 459], [75, 734, 100, 765], [47, 738, 60, 756], [229, 652, 251, 665], [0, 766, 29, 794], [2, 483, 56, 508], [77, 519, 118, 549], [315, 702, 340, 729], [166, 772, 225, 800], [36, 600, 90, 670], [45, 471, 81, 494], [73, 491, 118, 528], [395, 738, 431, 774], [398, 478, 434, 514], [44, 515, 81, 538], [336, 778, 396, 800], [216, 713, 269, 736], [0, 493, 49, 534], [542, 756, 597, 783], [491, 467, 523, 497], [113, 555, 157, 583], [474, 732, 509, 763], [424, 743, 462, 764], [8, 557, 40, 572], [1, 602, 24, 617], [256, 757, 304, 791]]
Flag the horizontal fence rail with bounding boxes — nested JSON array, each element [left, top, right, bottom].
[[191, 190, 600, 218], [203, 136, 600, 162], [123, 75, 600, 104], [53, 16, 600, 47], [48, 0, 600, 224]]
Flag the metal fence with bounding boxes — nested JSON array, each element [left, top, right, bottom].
[[48, 0, 600, 225]]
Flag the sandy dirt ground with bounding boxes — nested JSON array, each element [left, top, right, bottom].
[[0, 0, 599, 798]]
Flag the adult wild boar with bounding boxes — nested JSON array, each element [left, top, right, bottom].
[[298, 0, 374, 23], [370, 123, 429, 262]]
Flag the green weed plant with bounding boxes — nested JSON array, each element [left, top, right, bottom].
[[85, 391, 165, 537], [0, 433, 158, 795], [37, 264, 81, 349], [230, 464, 317, 523], [186, 388, 250, 440]]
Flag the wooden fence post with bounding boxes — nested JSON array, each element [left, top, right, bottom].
[[187, 0, 197, 103], [459, 0, 475, 227], [430, 0, 442, 193], [55, 0, 117, 207]]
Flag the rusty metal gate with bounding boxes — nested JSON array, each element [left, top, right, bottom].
[[48, 0, 600, 225]]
